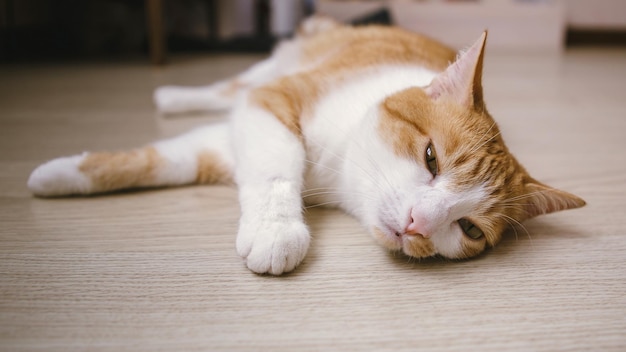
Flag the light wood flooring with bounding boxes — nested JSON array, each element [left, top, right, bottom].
[[1, 49, 625, 351]]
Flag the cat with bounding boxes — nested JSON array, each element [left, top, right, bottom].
[[27, 17, 585, 275]]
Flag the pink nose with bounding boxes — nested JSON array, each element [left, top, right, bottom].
[[405, 211, 432, 238]]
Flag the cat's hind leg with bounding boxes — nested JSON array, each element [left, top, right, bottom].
[[154, 57, 279, 114], [153, 80, 238, 114], [28, 123, 234, 197]]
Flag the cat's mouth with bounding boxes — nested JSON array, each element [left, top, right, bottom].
[[373, 224, 403, 250], [373, 223, 436, 258]]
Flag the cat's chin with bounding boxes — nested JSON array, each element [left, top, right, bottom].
[[401, 235, 436, 258]]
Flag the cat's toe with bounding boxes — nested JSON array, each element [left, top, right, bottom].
[[236, 220, 310, 275]]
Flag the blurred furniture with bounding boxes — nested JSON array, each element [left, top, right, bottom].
[[317, 0, 566, 52], [146, 0, 166, 64]]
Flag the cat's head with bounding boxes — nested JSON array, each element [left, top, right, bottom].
[[358, 32, 585, 259]]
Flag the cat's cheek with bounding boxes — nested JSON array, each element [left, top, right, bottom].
[[456, 237, 488, 259], [371, 226, 402, 251], [430, 229, 487, 259], [429, 230, 465, 259]]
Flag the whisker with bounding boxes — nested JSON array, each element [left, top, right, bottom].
[[288, 124, 394, 216], [406, 254, 414, 265], [470, 130, 501, 155], [302, 185, 375, 198], [304, 200, 348, 209], [500, 190, 550, 205], [304, 135, 390, 195], [310, 113, 397, 194], [302, 190, 376, 202], [494, 212, 532, 245], [499, 214, 519, 242], [468, 121, 496, 154], [303, 158, 343, 176]]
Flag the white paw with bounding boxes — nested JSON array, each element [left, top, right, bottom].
[[153, 86, 189, 113], [28, 154, 92, 197], [236, 218, 310, 275], [153, 84, 234, 113], [299, 16, 340, 36]]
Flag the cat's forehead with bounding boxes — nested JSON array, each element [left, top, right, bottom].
[[380, 87, 506, 169]]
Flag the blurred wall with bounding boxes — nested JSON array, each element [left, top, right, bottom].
[[567, 0, 626, 29]]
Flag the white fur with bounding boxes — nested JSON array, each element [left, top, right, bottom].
[[302, 66, 438, 206], [28, 153, 92, 196], [154, 42, 302, 115], [154, 81, 236, 113], [232, 102, 310, 275], [296, 64, 493, 259], [152, 123, 234, 185]]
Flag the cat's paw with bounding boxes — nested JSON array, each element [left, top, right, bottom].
[[153, 84, 234, 113], [299, 15, 340, 37], [28, 154, 92, 197], [236, 219, 310, 275], [153, 86, 189, 113]]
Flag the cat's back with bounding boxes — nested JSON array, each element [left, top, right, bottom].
[[297, 23, 457, 74]]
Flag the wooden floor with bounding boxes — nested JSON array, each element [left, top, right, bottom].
[[1, 49, 625, 351]]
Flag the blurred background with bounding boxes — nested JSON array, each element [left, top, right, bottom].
[[1, 0, 625, 65]]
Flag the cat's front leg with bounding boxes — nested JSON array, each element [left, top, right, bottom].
[[232, 103, 309, 275], [236, 181, 310, 275]]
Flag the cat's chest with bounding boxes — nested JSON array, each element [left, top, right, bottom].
[[301, 65, 437, 205]]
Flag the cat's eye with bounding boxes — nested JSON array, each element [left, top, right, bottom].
[[458, 218, 484, 240], [425, 143, 438, 177]]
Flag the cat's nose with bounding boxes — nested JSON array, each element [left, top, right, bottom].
[[405, 212, 432, 239]]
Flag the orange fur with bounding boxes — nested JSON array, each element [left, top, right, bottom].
[[249, 24, 456, 137], [79, 148, 232, 193], [299, 25, 455, 73], [250, 74, 319, 138], [196, 151, 233, 184], [79, 147, 162, 192], [403, 236, 436, 258]]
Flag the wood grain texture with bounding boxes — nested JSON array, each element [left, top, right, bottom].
[[1, 51, 625, 351]]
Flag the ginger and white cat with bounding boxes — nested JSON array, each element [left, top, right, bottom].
[[28, 17, 585, 275]]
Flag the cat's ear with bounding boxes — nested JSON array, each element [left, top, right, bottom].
[[521, 181, 586, 220], [425, 31, 487, 110]]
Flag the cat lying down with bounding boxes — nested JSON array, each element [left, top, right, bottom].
[[28, 17, 585, 275]]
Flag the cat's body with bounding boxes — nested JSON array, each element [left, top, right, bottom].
[[28, 17, 585, 275]]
